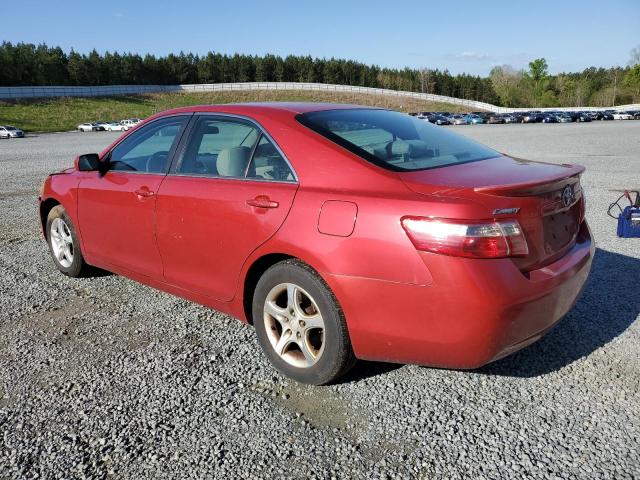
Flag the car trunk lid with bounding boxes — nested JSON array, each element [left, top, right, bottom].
[[399, 155, 586, 271]]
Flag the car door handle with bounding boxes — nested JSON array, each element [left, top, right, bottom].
[[135, 187, 155, 198], [246, 196, 279, 209]]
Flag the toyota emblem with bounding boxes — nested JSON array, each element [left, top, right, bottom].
[[561, 185, 574, 207]]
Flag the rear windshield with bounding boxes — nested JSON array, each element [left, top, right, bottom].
[[297, 109, 499, 172]]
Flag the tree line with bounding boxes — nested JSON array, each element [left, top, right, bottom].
[[0, 41, 498, 104], [1, 41, 638, 108], [490, 55, 639, 108]]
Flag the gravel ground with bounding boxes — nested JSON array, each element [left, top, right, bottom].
[[0, 122, 639, 479]]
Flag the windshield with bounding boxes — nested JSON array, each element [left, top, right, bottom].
[[297, 109, 499, 171], [6, 126, 17, 130]]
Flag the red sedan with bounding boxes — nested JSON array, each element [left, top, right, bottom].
[[38, 103, 594, 384]]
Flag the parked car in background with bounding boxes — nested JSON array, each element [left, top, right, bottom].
[[541, 113, 559, 123], [566, 112, 591, 122], [463, 114, 484, 124], [502, 114, 519, 124], [487, 114, 505, 124], [38, 103, 593, 385], [510, 113, 525, 123], [599, 112, 614, 121], [121, 118, 142, 128], [556, 114, 572, 123], [0, 125, 25, 138], [468, 111, 486, 119], [428, 114, 451, 126], [94, 122, 111, 131], [613, 111, 633, 120], [521, 112, 538, 123], [106, 122, 129, 132], [77, 123, 96, 132], [448, 114, 468, 125]]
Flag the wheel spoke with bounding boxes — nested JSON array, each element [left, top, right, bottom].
[[274, 331, 293, 355], [288, 283, 309, 318], [286, 284, 297, 311], [265, 300, 286, 318], [302, 312, 323, 330], [298, 338, 316, 366], [57, 248, 66, 262], [264, 301, 288, 328], [62, 229, 72, 244], [56, 221, 65, 239]]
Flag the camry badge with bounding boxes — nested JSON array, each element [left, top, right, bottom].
[[492, 207, 520, 216], [561, 185, 574, 207]]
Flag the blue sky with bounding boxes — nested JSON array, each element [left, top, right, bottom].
[[3, 0, 638, 75]]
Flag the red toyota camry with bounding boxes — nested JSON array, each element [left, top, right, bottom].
[[38, 103, 594, 384]]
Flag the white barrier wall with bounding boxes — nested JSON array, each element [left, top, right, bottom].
[[0, 82, 637, 113]]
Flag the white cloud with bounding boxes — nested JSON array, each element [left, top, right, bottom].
[[443, 51, 530, 65], [456, 51, 495, 61]]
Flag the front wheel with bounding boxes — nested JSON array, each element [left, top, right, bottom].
[[253, 260, 356, 385], [46, 205, 89, 277]]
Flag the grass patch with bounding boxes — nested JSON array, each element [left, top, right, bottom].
[[0, 90, 471, 133]]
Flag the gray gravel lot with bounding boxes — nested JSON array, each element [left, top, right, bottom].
[[0, 122, 639, 479]]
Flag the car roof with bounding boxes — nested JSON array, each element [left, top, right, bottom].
[[158, 102, 381, 117]]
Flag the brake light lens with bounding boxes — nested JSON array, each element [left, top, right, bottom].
[[401, 217, 529, 258]]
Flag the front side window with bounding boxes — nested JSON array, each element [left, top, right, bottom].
[[297, 109, 499, 171], [109, 116, 188, 173], [178, 116, 294, 181]]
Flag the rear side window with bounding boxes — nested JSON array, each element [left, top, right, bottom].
[[297, 109, 499, 171], [109, 116, 188, 173], [248, 135, 295, 182]]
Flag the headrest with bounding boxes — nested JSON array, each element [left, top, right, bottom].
[[201, 125, 219, 135], [216, 146, 252, 177], [387, 140, 432, 159]]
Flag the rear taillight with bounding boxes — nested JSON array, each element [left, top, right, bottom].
[[401, 217, 529, 259]]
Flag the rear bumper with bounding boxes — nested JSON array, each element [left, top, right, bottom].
[[326, 221, 594, 368]]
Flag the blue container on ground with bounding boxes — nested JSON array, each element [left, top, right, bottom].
[[617, 206, 640, 238]]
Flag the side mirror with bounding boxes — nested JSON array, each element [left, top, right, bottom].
[[76, 153, 101, 171]]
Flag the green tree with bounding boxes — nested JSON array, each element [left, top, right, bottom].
[[524, 58, 552, 107], [624, 64, 640, 101]]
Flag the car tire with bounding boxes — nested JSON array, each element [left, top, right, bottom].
[[46, 205, 89, 278], [252, 259, 356, 385]]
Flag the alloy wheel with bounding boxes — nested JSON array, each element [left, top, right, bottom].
[[263, 282, 325, 368], [50, 217, 74, 268]]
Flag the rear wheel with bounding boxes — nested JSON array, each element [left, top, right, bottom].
[[253, 260, 356, 385], [46, 205, 89, 277]]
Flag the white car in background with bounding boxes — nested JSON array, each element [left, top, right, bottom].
[[106, 122, 128, 132], [120, 118, 142, 128], [0, 125, 25, 138], [612, 111, 633, 120], [77, 123, 96, 132]]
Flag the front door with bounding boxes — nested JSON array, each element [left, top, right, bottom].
[[77, 115, 190, 278], [155, 115, 298, 301]]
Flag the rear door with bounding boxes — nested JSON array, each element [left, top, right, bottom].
[[155, 114, 298, 301], [77, 115, 190, 278]]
